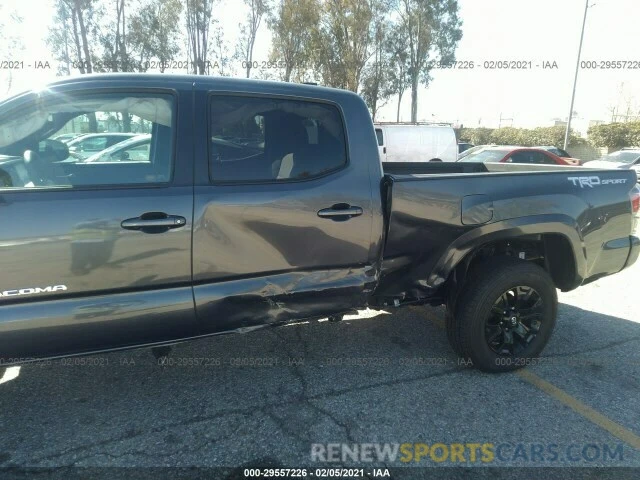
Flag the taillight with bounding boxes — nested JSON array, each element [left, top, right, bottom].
[[630, 186, 640, 236], [631, 186, 640, 215]]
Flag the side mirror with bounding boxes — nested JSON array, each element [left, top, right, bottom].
[[119, 151, 130, 161]]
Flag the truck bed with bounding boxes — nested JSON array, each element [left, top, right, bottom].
[[377, 165, 638, 299]]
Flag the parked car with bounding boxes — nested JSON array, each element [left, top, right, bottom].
[[457, 144, 496, 160], [534, 145, 582, 166], [52, 133, 87, 144], [583, 148, 640, 183], [67, 132, 137, 159], [0, 74, 638, 373], [375, 123, 458, 162], [83, 134, 151, 163], [458, 146, 574, 165], [458, 142, 474, 154]]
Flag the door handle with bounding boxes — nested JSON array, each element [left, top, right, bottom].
[[383, 147, 386, 154], [121, 213, 186, 231], [317, 204, 363, 220]]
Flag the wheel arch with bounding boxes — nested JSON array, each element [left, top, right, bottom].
[[435, 215, 587, 298]]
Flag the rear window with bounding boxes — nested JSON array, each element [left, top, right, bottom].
[[458, 149, 509, 163], [209, 95, 347, 183]]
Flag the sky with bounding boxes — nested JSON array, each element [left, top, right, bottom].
[[1, 0, 639, 131]]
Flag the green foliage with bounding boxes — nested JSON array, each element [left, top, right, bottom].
[[458, 126, 586, 148], [588, 122, 640, 149], [311, 0, 379, 92], [360, 19, 394, 120], [395, 0, 463, 121], [129, 0, 184, 72], [268, 0, 319, 82]]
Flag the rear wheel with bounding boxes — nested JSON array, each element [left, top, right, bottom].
[[446, 257, 557, 372]]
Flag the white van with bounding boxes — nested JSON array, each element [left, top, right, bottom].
[[374, 123, 458, 163]]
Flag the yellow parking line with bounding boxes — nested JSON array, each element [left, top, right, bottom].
[[517, 369, 640, 451], [421, 307, 640, 450]]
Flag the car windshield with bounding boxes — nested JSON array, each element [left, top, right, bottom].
[[599, 151, 640, 164], [458, 148, 509, 162]]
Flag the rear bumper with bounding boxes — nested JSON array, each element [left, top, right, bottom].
[[624, 235, 640, 269]]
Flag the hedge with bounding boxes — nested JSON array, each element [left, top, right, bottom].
[[457, 126, 587, 148], [587, 122, 640, 149]]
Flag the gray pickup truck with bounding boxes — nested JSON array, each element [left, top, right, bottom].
[[0, 74, 638, 372]]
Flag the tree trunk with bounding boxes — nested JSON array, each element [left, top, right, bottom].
[[396, 90, 404, 122], [88, 113, 98, 132], [69, 6, 85, 74], [410, 75, 419, 122], [123, 110, 131, 132], [75, 0, 93, 73]]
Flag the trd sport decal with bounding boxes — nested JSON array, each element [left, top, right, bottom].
[[568, 176, 627, 188]]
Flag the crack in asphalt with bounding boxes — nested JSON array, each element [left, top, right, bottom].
[[15, 347, 462, 467], [540, 335, 640, 359]]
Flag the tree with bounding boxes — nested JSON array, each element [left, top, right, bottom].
[[268, 0, 319, 82], [386, 22, 411, 122], [360, 20, 393, 120], [211, 19, 232, 76], [312, 0, 379, 92], [129, 0, 183, 72], [48, 0, 101, 76], [238, 0, 270, 78], [47, 2, 73, 76], [186, 0, 216, 74], [98, 0, 137, 73], [0, 7, 24, 95], [395, 0, 462, 122], [48, 0, 100, 131]]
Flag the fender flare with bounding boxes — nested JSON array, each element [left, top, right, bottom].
[[427, 214, 587, 290]]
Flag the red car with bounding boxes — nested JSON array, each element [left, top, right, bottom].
[[457, 146, 574, 165]]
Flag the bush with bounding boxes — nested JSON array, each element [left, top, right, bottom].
[[457, 125, 584, 148], [589, 122, 640, 149]]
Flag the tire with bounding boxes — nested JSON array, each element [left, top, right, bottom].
[[447, 256, 557, 373]]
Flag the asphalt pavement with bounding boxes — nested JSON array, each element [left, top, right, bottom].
[[0, 260, 639, 480]]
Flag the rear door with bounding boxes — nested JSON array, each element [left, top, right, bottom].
[[192, 89, 375, 333], [0, 84, 197, 360]]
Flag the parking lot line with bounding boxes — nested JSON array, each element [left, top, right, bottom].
[[516, 369, 640, 451], [420, 306, 640, 451]]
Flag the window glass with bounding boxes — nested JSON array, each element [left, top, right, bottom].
[[375, 128, 384, 146], [84, 135, 151, 163], [0, 93, 174, 188], [533, 152, 556, 164], [458, 148, 509, 163], [509, 152, 532, 164], [74, 136, 107, 152], [209, 95, 347, 182]]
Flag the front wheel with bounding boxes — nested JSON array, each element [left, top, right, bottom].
[[446, 257, 557, 372]]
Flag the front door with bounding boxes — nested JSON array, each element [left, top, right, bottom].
[[192, 89, 375, 333], [0, 85, 197, 360]]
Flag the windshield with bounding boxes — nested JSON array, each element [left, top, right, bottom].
[[458, 148, 509, 162], [599, 151, 640, 164]]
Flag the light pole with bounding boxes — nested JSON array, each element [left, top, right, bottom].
[[563, 0, 591, 150]]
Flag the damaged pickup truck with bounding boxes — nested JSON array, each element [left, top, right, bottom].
[[0, 74, 638, 372]]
